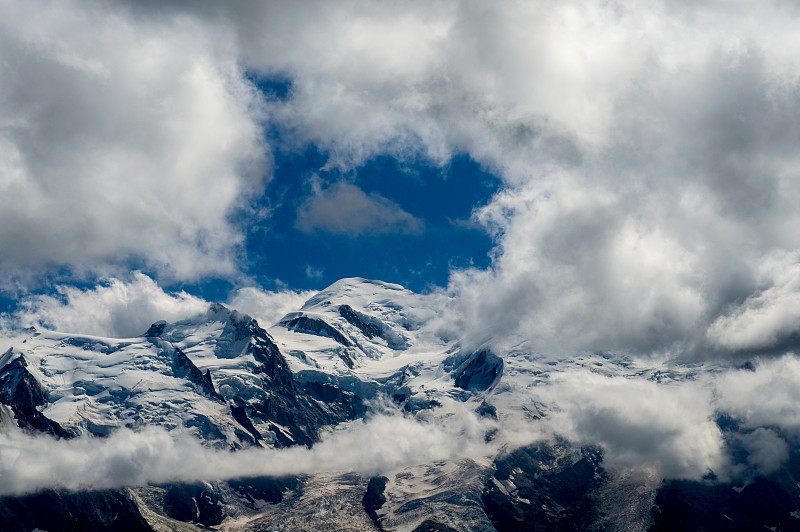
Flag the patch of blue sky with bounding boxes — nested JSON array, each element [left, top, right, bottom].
[[244, 147, 499, 293]]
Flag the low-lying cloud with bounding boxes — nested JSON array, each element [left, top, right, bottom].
[[532, 370, 726, 479], [2, 273, 315, 338], [0, 407, 490, 497]]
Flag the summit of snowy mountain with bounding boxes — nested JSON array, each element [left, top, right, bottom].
[[270, 278, 455, 399]]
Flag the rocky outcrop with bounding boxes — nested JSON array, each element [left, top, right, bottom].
[[452, 350, 503, 392], [281, 315, 353, 347], [0, 351, 73, 438], [363, 476, 388, 530], [339, 304, 383, 339], [483, 442, 606, 531], [144, 309, 365, 449], [235, 319, 364, 447], [9, 404, 74, 439], [0, 489, 152, 531], [0, 352, 47, 408], [172, 347, 224, 402]]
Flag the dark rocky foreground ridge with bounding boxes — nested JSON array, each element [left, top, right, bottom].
[[1, 278, 800, 530]]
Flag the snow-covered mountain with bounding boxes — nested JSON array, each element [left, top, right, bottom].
[[1, 277, 800, 531], [0, 302, 359, 450]]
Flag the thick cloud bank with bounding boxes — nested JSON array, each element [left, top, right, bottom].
[[0, 0, 266, 282], [281, 1, 800, 357], [0, 407, 489, 497]]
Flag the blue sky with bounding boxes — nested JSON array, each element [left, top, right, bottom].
[[166, 145, 500, 307], [246, 148, 499, 292]]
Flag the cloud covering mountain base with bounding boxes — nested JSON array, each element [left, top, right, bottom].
[[0, 406, 490, 497]]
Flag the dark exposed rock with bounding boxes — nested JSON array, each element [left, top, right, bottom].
[[239, 320, 361, 447], [483, 442, 606, 531], [453, 350, 503, 392], [0, 353, 47, 408], [0, 352, 73, 438], [402, 396, 442, 413], [144, 320, 167, 338], [218, 306, 270, 358], [476, 401, 497, 419], [0, 489, 152, 531], [228, 476, 300, 506], [339, 304, 383, 339], [363, 476, 389, 530], [413, 519, 459, 532], [10, 404, 74, 439], [281, 315, 353, 347], [172, 347, 224, 402], [303, 380, 365, 420], [230, 404, 263, 444], [338, 350, 356, 369], [650, 476, 800, 531], [162, 483, 224, 526]]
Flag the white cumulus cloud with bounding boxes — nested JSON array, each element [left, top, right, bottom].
[[6, 272, 208, 338], [227, 285, 316, 327], [0, 0, 267, 283]]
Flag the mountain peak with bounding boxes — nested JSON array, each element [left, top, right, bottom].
[[301, 277, 411, 312]]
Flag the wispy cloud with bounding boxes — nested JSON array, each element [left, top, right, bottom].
[[227, 285, 316, 328], [295, 182, 423, 236], [0, 406, 490, 497]]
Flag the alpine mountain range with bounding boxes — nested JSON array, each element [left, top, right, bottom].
[[0, 277, 798, 531]]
